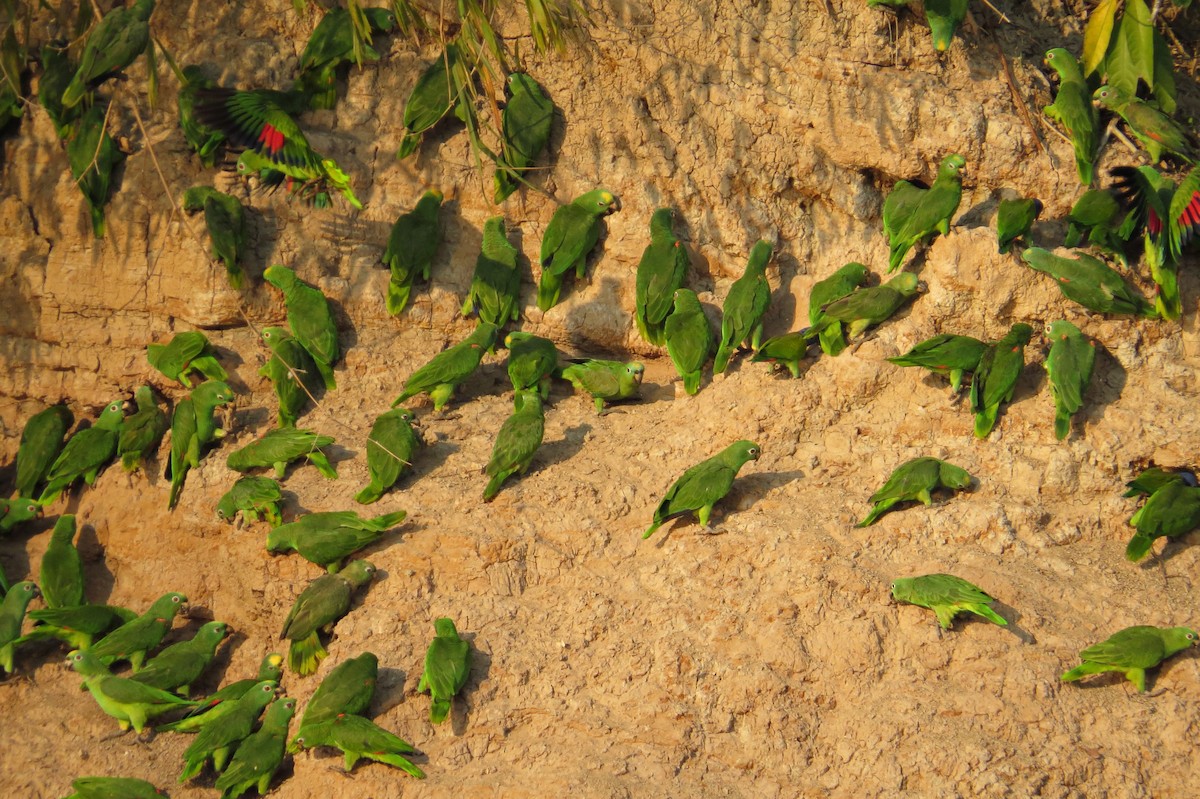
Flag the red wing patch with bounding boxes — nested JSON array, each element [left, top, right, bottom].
[[258, 123, 286, 156], [1148, 208, 1163, 236]]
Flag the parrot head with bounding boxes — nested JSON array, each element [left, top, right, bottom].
[[938, 154, 966, 179]]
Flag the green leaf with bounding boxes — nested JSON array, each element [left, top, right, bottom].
[[1152, 29, 1176, 113], [1104, 20, 1139, 97], [1083, 0, 1120, 76], [1119, 0, 1155, 90]]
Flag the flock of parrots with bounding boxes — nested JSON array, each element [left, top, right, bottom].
[[3, 0, 1200, 796]]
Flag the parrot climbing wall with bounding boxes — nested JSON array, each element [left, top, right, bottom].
[[2, 0, 1200, 796]]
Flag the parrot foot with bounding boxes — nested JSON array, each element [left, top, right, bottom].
[[695, 525, 726, 536], [100, 728, 132, 742]]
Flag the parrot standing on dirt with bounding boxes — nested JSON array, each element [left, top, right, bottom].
[[1045, 320, 1095, 441], [66, 103, 127, 239], [217, 476, 283, 527], [891, 574, 1008, 630], [118, 385, 168, 473], [183, 186, 248, 290], [15, 404, 73, 499], [88, 592, 187, 671], [1124, 467, 1197, 498], [147, 331, 227, 388], [495, 72, 554, 202], [267, 511, 405, 572], [397, 45, 464, 159], [263, 265, 340, 390], [179, 680, 278, 781], [294, 5, 397, 110], [1043, 48, 1098, 186], [483, 393, 545, 501], [213, 696, 296, 799], [665, 289, 715, 390], [382, 189, 443, 316], [1062, 626, 1198, 692], [884, 154, 965, 272], [68, 648, 198, 735], [996, 197, 1042, 254], [750, 332, 811, 380], [178, 65, 226, 167], [1021, 248, 1156, 317], [259, 327, 323, 428], [39, 514, 84, 610], [809, 262, 871, 357], [61, 0, 154, 109], [1064, 188, 1130, 262], [969, 323, 1033, 439], [537, 189, 620, 312], [164, 653, 284, 733], [1124, 479, 1200, 562], [644, 440, 762, 539], [0, 25, 23, 133], [38, 41, 79, 139], [38, 399, 126, 506], [130, 621, 228, 695], [167, 380, 234, 509], [281, 559, 376, 676], [62, 776, 164, 799], [505, 332, 558, 409], [462, 216, 521, 329], [1093, 86, 1196, 165], [806, 272, 921, 341], [297, 652, 378, 730], [857, 457, 973, 528], [887, 333, 987, 394], [356, 409, 421, 505], [291, 712, 424, 777], [713, 240, 773, 373], [1, 582, 40, 675], [392, 322, 499, 412], [560, 359, 644, 414], [226, 427, 337, 479], [924, 0, 966, 51], [635, 208, 690, 346], [419, 617, 471, 724], [17, 604, 136, 651]]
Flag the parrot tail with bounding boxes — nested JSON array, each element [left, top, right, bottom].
[[168, 471, 185, 510], [712, 344, 733, 375], [1061, 661, 1112, 683], [178, 754, 206, 783], [642, 520, 664, 540], [536, 273, 562, 313], [1063, 223, 1084, 249], [386, 280, 412, 317], [1074, 151, 1094, 189], [312, 358, 337, 391], [888, 242, 910, 274], [1054, 410, 1071, 441], [855, 500, 895, 528], [967, 604, 1008, 627], [309, 452, 338, 480], [289, 632, 328, 676], [368, 751, 427, 779], [683, 372, 700, 396], [430, 698, 451, 724], [818, 326, 847, 358], [89, 205, 107, 239], [121, 453, 141, 472], [61, 78, 85, 111], [225, 265, 245, 291], [373, 512, 407, 530], [354, 484, 382, 505], [1124, 533, 1154, 562], [482, 473, 506, 502], [397, 132, 421, 160], [973, 406, 999, 439]]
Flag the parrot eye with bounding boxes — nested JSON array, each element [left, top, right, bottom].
[[172, 596, 181, 603], [262, 685, 272, 692], [25, 504, 37, 513], [1189, 633, 1197, 640], [23, 584, 32, 592]]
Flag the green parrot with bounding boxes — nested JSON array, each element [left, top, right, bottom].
[[462, 216, 521, 329], [418, 617, 471, 724], [483, 393, 546, 501], [537, 189, 621, 311], [88, 592, 187, 671], [294, 5, 397, 109], [635, 208, 690, 346], [15, 404, 73, 498], [38, 399, 126, 506], [213, 696, 296, 799], [1062, 626, 1198, 692], [263, 265, 340, 390], [805, 272, 921, 341], [177, 65, 226, 167], [1124, 467, 1197, 498], [1125, 480, 1200, 561], [644, 440, 761, 539], [291, 713, 423, 777], [67, 648, 197, 735], [62, 776, 165, 799], [130, 620, 228, 695], [1, 582, 40, 675], [1020, 247, 1156, 318], [883, 154, 965, 272], [60, 0, 154, 109], [665, 289, 715, 390], [38, 41, 79, 139], [226, 427, 337, 479], [809, 262, 871, 357], [1043, 48, 1098, 186], [1064, 188, 1128, 261], [117, 385, 168, 472], [857, 457, 973, 527], [164, 653, 284, 733], [0, 25, 23, 134], [495, 72, 554, 202], [0, 499, 41, 541], [996, 197, 1042, 254], [1093, 86, 1196, 165], [146, 331, 228, 388], [182, 186, 248, 290], [179, 680, 279, 781], [505, 331, 558, 409], [356, 409, 421, 505], [267, 510, 405, 572], [40, 514, 84, 610], [259, 326, 323, 428], [217, 476, 283, 527], [924, 0, 966, 51], [887, 333, 987, 394], [297, 651, 378, 730], [280, 559, 376, 676], [891, 574, 1008, 630], [397, 44, 464, 159], [382, 189, 443, 316], [749, 332, 809, 380], [560, 359, 644, 414], [969, 323, 1033, 439], [17, 603, 136, 651], [66, 103, 126, 238], [1045, 320, 1095, 441], [392, 322, 499, 412], [167, 380, 234, 509], [236, 148, 341, 208], [713, 240, 773, 373]]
